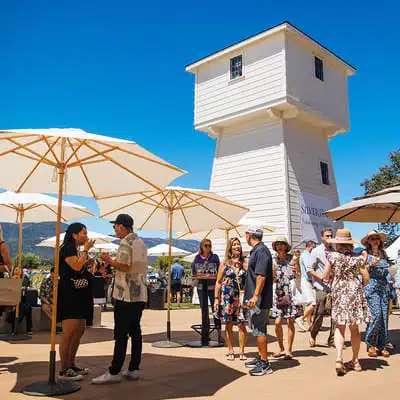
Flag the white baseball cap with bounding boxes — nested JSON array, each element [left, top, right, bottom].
[[246, 225, 264, 235]]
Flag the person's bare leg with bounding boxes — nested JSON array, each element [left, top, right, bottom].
[[334, 324, 346, 361], [303, 305, 315, 326], [177, 292, 181, 307], [274, 318, 285, 355], [69, 320, 86, 367], [257, 336, 268, 362], [349, 324, 361, 362], [60, 319, 77, 371], [225, 322, 234, 355], [238, 322, 247, 354], [287, 318, 295, 355]]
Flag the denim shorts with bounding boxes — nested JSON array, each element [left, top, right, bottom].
[[248, 308, 269, 337]]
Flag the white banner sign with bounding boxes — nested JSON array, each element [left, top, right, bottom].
[[298, 192, 333, 242]]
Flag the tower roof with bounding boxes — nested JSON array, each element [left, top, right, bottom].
[[186, 21, 356, 75]]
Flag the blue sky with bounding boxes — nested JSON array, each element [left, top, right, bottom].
[[1, 1, 398, 241]]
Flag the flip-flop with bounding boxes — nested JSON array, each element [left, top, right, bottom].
[[283, 354, 293, 360], [226, 352, 235, 361], [309, 338, 316, 347], [272, 352, 285, 358], [239, 353, 247, 361]]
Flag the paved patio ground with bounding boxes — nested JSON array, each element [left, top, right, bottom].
[[1, 307, 400, 400]]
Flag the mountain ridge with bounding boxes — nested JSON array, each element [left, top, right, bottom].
[[1, 222, 199, 260]]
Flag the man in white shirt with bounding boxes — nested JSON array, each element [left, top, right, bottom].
[[307, 228, 335, 347], [92, 214, 148, 384]]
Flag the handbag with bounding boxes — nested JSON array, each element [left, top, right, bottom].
[[275, 288, 291, 307], [70, 277, 89, 290]]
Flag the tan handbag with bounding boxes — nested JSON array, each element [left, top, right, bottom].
[[0, 278, 23, 306]]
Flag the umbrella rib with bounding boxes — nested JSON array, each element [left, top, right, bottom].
[[97, 190, 158, 201], [16, 137, 61, 192], [0, 136, 46, 158], [81, 141, 163, 192], [12, 150, 54, 166], [331, 206, 366, 221], [42, 136, 60, 165], [99, 192, 164, 218], [386, 205, 399, 223], [173, 193, 193, 233], [7, 137, 57, 166], [93, 139, 185, 174], [66, 137, 98, 198], [182, 191, 243, 228], [177, 190, 249, 211], [138, 191, 170, 230], [68, 146, 120, 167], [64, 139, 87, 166]]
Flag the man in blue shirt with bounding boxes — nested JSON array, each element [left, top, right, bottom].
[[295, 240, 316, 332], [170, 258, 185, 307]]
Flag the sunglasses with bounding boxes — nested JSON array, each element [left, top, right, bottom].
[[369, 237, 381, 241], [203, 244, 212, 248]]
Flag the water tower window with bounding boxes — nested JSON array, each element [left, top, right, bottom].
[[230, 55, 243, 80], [320, 161, 330, 185], [315, 56, 324, 81]]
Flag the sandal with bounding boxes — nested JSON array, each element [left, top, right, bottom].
[[239, 353, 247, 361], [381, 349, 390, 358], [283, 354, 293, 360], [226, 352, 235, 361], [335, 360, 346, 376], [386, 343, 395, 350], [368, 346, 378, 357], [272, 351, 285, 358], [345, 359, 362, 372], [309, 338, 316, 348]]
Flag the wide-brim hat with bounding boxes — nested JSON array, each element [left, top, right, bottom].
[[361, 230, 387, 247], [272, 236, 292, 252], [327, 228, 358, 245]]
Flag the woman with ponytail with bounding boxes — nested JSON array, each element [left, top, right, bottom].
[[57, 223, 95, 381]]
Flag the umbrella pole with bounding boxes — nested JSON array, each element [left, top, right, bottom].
[[152, 193, 183, 348], [13, 210, 23, 332], [166, 206, 172, 341], [48, 166, 64, 383]]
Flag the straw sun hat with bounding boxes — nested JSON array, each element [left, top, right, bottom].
[[327, 228, 359, 245], [272, 236, 292, 252], [361, 230, 387, 247]]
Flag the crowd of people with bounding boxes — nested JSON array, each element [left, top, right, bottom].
[[207, 226, 398, 377], [1, 216, 399, 382]]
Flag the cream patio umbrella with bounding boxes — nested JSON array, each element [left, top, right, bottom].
[[177, 216, 276, 241], [325, 185, 400, 223], [147, 243, 190, 257], [36, 230, 116, 248], [98, 186, 249, 348], [0, 191, 93, 341], [0, 128, 185, 396]]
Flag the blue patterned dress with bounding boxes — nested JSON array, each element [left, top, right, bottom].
[[215, 260, 246, 323], [364, 258, 390, 350]]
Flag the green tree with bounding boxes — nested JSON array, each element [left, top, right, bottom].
[[360, 149, 400, 245], [13, 253, 43, 269]]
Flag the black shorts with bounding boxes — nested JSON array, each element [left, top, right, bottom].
[[171, 280, 182, 294]]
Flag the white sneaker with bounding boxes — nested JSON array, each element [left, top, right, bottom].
[[91, 370, 122, 384], [122, 369, 139, 381], [295, 317, 306, 332]]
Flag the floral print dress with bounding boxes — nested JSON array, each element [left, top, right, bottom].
[[326, 251, 371, 326], [272, 254, 300, 319], [215, 260, 246, 323], [364, 258, 390, 350]]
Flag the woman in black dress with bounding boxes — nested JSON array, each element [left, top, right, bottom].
[[57, 223, 95, 381]]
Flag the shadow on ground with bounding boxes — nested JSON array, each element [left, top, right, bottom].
[[2, 353, 245, 400], [143, 330, 277, 346], [0, 327, 113, 345]]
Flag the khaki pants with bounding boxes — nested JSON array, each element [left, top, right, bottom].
[[310, 289, 335, 344]]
